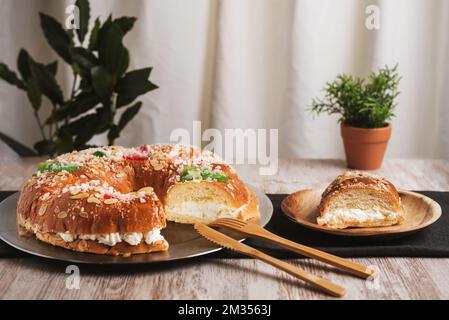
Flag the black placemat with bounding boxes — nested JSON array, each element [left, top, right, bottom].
[[1, 191, 449, 259]]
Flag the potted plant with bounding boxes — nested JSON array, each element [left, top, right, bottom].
[[0, 0, 157, 157], [310, 65, 401, 170]]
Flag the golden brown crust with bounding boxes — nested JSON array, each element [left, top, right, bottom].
[[17, 176, 166, 235], [238, 192, 260, 221], [321, 171, 400, 202]]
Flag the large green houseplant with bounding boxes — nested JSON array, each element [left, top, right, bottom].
[[310, 65, 401, 170], [0, 0, 157, 156]]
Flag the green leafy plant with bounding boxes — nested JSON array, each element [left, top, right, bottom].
[[310, 65, 400, 128], [0, 0, 157, 156]]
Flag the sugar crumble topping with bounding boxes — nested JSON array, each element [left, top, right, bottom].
[[31, 144, 233, 202]]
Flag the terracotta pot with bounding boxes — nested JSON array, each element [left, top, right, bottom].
[[340, 123, 392, 170]]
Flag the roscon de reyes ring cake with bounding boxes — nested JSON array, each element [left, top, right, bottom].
[[17, 144, 259, 256]]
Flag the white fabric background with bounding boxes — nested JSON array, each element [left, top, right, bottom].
[[0, 0, 448, 159]]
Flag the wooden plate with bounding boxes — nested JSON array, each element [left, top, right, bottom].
[[281, 188, 441, 237]]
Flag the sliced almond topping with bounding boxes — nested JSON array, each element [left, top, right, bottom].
[[54, 206, 60, 213], [87, 196, 101, 204], [38, 204, 47, 216], [138, 186, 154, 194], [70, 192, 89, 200], [154, 163, 165, 171], [79, 211, 88, 218], [104, 198, 119, 205], [57, 211, 67, 219], [69, 187, 81, 195], [150, 159, 165, 171]]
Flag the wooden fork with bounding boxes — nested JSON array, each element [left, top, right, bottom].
[[209, 218, 375, 279], [195, 223, 346, 297]]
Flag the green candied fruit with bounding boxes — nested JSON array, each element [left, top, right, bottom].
[[92, 150, 107, 158], [203, 171, 229, 183], [180, 166, 229, 183], [37, 161, 80, 174]]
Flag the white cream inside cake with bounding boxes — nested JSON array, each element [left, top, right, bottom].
[[57, 229, 164, 246], [20, 218, 164, 246], [164, 180, 249, 224], [166, 201, 246, 222], [317, 208, 399, 226]]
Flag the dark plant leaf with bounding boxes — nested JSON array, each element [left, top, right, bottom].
[[34, 139, 56, 155], [0, 131, 37, 156], [107, 101, 141, 144], [79, 77, 91, 90], [97, 21, 125, 79], [18, 49, 58, 80], [55, 128, 74, 154], [60, 107, 112, 148], [72, 62, 82, 76], [39, 12, 73, 63], [70, 47, 98, 70], [115, 68, 158, 107], [90, 65, 113, 100], [28, 58, 64, 105], [95, 107, 113, 134], [61, 112, 98, 135], [26, 77, 42, 111], [88, 17, 101, 51], [75, 0, 90, 44], [17, 49, 31, 81], [118, 101, 141, 131], [46, 61, 58, 75], [116, 47, 129, 80], [113, 17, 137, 35], [50, 91, 99, 122], [107, 124, 119, 145], [66, 111, 106, 149], [0, 63, 26, 90], [67, 91, 99, 118]]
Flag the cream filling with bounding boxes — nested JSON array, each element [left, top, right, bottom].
[[20, 217, 164, 247], [318, 208, 398, 226], [55, 228, 163, 246], [54, 229, 164, 246], [166, 201, 247, 221]]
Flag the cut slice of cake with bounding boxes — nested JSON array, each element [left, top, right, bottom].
[[317, 171, 404, 229]]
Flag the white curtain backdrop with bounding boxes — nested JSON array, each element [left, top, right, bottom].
[[1, 0, 449, 159]]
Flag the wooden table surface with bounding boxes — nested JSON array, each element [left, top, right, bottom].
[[1, 156, 449, 299]]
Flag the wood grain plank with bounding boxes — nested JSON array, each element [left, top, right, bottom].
[[0, 257, 448, 299]]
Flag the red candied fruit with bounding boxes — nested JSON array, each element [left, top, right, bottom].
[[124, 154, 149, 161], [137, 144, 149, 153], [124, 145, 149, 160], [103, 194, 113, 199]]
